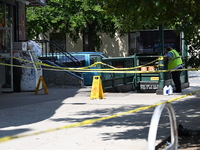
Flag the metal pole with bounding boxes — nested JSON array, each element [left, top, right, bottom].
[[182, 32, 188, 83], [156, 24, 165, 94]]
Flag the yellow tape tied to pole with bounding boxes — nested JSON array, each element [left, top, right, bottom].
[[90, 76, 104, 99]]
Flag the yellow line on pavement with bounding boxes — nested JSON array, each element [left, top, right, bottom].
[[0, 89, 200, 143]]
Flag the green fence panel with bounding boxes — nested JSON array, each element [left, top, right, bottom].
[[100, 55, 137, 92]]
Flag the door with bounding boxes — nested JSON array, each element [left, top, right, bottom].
[[0, 27, 13, 92], [0, 2, 14, 92]]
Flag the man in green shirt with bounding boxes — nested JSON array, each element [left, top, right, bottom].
[[166, 46, 183, 93]]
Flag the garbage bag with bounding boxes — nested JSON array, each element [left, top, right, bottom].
[[178, 124, 198, 137], [27, 40, 41, 57]]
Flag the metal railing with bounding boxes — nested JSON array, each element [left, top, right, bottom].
[[147, 102, 178, 150], [34, 39, 82, 67]]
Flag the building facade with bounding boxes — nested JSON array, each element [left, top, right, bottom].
[[50, 30, 183, 58], [0, 0, 45, 92]]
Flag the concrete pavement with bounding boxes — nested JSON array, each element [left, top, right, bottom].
[[0, 71, 200, 150]]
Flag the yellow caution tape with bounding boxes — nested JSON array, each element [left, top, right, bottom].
[[0, 60, 200, 74], [11, 56, 167, 71], [13, 57, 162, 71], [158, 56, 164, 60], [0, 89, 200, 143], [15, 56, 161, 71]]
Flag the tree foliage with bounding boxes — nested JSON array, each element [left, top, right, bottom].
[[27, 0, 200, 66], [104, 0, 200, 67], [26, 0, 119, 51]]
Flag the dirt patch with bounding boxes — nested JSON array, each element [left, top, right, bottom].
[[157, 135, 200, 150], [178, 135, 200, 150], [157, 124, 200, 150]]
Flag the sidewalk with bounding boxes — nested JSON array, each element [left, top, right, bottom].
[[0, 71, 200, 150]]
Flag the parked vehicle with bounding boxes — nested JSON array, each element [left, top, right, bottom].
[[41, 52, 108, 85]]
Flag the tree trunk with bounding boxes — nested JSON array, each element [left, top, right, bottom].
[[88, 23, 95, 51]]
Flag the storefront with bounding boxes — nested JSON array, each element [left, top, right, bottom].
[[0, 0, 45, 92]]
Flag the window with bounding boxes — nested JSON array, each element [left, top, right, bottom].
[[128, 30, 181, 55], [50, 33, 66, 51], [60, 55, 86, 67], [128, 32, 137, 55], [90, 55, 101, 65]]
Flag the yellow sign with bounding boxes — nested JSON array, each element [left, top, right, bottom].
[[150, 77, 159, 81], [34, 76, 48, 95], [90, 76, 104, 99]]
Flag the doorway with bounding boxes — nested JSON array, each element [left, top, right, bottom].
[[0, 2, 13, 92]]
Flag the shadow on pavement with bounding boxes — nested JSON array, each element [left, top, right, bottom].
[[0, 88, 81, 137], [50, 91, 200, 143], [0, 85, 200, 148]]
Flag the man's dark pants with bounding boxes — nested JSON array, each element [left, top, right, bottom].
[[171, 70, 182, 92]]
